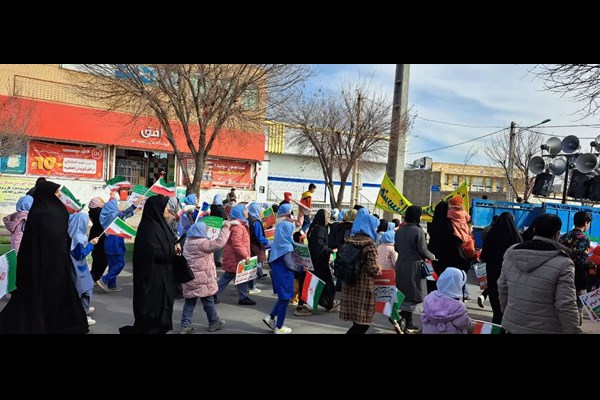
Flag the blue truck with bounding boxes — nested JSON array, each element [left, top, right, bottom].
[[471, 198, 600, 248]]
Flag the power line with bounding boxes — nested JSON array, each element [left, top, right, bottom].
[[408, 127, 508, 155], [522, 127, 598, 139], [416, 116, 505, 129]]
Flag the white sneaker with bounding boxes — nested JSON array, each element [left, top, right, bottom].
[[87, 316, 96, 326], [274, 326, 292, 334], [249, 288, 262, 294], [263, 315, 276, 331], [179, 327, 196, 334], [87, 306, 95, 315]]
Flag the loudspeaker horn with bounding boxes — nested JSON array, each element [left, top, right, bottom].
[[542, 137, 562, 156], [529, 156, 547, 174], [561, 135, 581, 154], [575, 153, 598, 174], [548, 157, 567, 175], [591, 135, 600, 151]]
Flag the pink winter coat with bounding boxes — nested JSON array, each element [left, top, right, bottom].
[[3, 211, 28, 254], [377, 243, 397, 270], [182, 226, 231, 298], [222, 222, 250, 274], [421, 292, 472, 334], [447, 207, 471, 243]]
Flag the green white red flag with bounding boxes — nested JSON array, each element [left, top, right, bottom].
[[106, 176, 131, 190], [301, 271, 325, 310], [57, 185, 82, 214], [471, 320, 502, 334], [149, 177, 176, 196], [105, 217, 137, 239], [0, 250, 17, 298]]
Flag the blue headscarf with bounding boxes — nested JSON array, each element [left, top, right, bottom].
[[350, 213, 379, 241], [16, 195, 33, 212], [184, 194, 197, 206], [68, 213, 89, 251], [269, 221, 294, 262], [277, 203, 292, 216], [229, 204, 247, 224], [248, 202, 262, 220], [100, 198, 119, 229], [356, 208, 369, 218], [380, 222, 396, 244], [213, 194, 223, 205], [338, 209, 346, 222], [187, 220, 208, 238]]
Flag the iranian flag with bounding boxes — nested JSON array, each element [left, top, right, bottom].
[[106, 176, 131, 190], [0, 250, 17, 298], [57, 185, 82, 214], [128, 184, 156, 207], [301, 271, 325, 310], [375, 290, 405, 319], [471, 320, 502, 334], [149, 177, 176, 196], [105, 217, 137, 239]]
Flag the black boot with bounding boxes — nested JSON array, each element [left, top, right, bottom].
[[401, 311, 419, 334]]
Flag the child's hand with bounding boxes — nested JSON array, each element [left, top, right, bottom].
[[90, 237, 99, 245]]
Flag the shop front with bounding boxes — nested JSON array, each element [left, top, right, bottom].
[[0, 95, 265, 215]]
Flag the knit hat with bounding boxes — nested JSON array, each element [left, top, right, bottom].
[[449, 196, 463, 207]]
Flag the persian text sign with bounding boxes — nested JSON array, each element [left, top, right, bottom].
[[292, 242, 314, 271], [0, 176, 33, 207], [28, 141, 104, 179], [373, 269, 398, 303], [580, 288, 600, 322], [234, 256, 258, 285], [184, 158, 252, 189]]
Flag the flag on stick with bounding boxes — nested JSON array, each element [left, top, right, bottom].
[[301, 271, 325, 310], [106, 176, 131, 190], [149, 177, 176, 196], [57, 185, 82, 214], [0, 250, 17, 298], [104, 217, 137, 239]]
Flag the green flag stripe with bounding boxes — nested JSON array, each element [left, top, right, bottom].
[[112, 217, 137, 237]]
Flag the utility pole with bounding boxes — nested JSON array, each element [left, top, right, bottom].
[[383, 64, 410, 221], [507, 121, 517, 202], [350, 92, 362, 207]]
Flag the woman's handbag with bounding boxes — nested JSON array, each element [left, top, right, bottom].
[[420, 260, 434, 279], [173, 255, 195, 283]]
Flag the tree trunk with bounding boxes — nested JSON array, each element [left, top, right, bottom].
[[326, 181, 336, 208], [188, 152, 205, 196], [336, 183, 347, 209]]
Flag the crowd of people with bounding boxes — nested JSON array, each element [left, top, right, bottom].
[[0, 179, 590, 334]]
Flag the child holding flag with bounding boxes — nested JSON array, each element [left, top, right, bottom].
[[263, 221, 298, 334], [421, 267, 472, 334], [97, 192, 141, 292], [68, 213, 100, 326]]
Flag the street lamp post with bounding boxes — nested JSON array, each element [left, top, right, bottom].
[[507, 118, 551, 201]]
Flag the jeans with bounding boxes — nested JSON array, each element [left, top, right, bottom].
[[216, 272, 250, 300], [81, 291, 91, 314], [181, 296, 218, 328], [301, 215, 311, 233]]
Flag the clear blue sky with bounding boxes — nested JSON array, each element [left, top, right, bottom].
[[310, 64, 600, 165]]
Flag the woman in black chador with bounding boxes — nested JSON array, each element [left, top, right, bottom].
[[120, 195, 178, 334], [0, 180, 88, 334]]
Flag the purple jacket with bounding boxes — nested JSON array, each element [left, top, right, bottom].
[[421, 292, 472, 334], [3, 211, 28, 254]]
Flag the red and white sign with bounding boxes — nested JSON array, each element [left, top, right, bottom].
[[28, 141, 104, 179], [184, 158, 252, 189]]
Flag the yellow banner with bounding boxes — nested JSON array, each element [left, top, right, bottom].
[[375, 173, 413, 214], [375, 175, 469, 221], [422, 181, 470, 221]]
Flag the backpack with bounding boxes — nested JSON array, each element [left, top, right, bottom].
[[334, 243, 362, 285]]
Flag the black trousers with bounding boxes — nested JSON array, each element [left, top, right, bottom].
[[346, 323, 370, 334]]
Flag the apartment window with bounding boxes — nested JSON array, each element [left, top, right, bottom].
[[445, 174, 451, 185], [496, 181, 504, 192], [485, 177, 493, 192], [242, 85, 259, 111], [452, 175, 459, 189], [472, 177, 484, 192]]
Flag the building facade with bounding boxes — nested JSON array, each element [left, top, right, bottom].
[[0, 64, 266, 216]]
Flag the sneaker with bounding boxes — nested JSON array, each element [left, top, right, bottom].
[[108, 286, 123, 292], [290, 299, 299, 306], [477, 295, 485, 308], [257, 272, 269, 280], [238, 297, 256, 306], [463, 296, 471, 301], [263, 315, 276, 331], [274, 326, 292, 334], [249, 288, 262, 294], [87, 306, 95, 315], [208, 319, 225, 332], [179, 326, 196, 334], [404, 327, 419, 334], [87, 316, 96, 326], [96, 279, 110, 292], [294, 305, 313, 316]]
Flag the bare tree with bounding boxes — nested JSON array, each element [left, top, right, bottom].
[[485, 129, 543, 202], [462, 145, 479, 173], [286, 81, 402, 208], [0, 94, 35, 159], [69, 64, 312, 194], [533, 64, 600, 118]]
